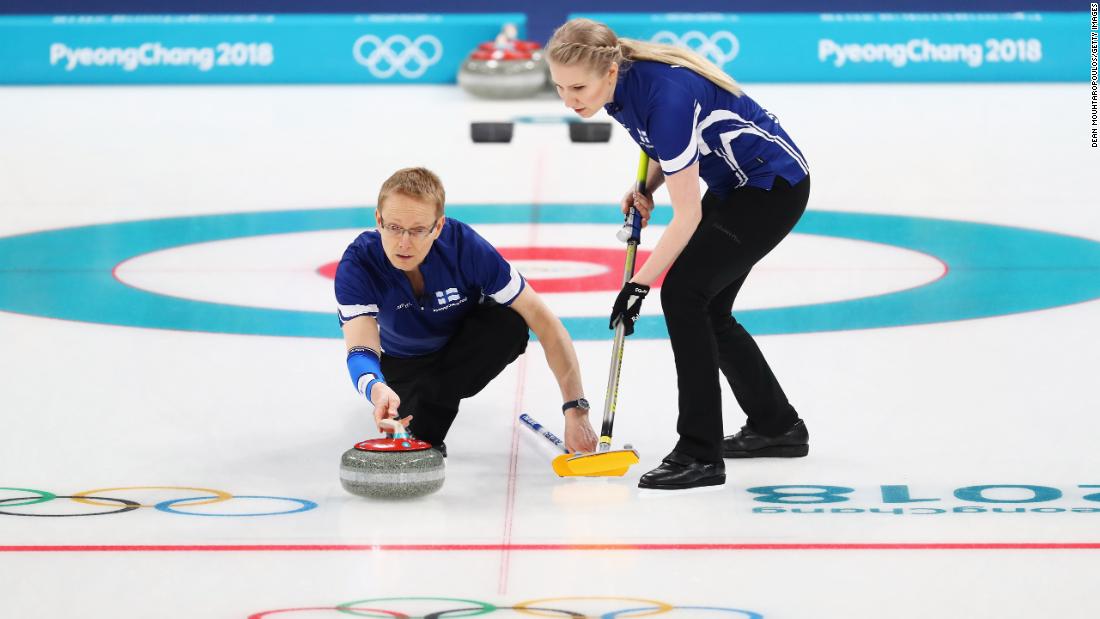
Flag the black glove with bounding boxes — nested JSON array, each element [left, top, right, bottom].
[[609, 282, 650, 336]]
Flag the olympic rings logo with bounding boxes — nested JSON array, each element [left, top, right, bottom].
[[249, 596, 764, 618], [352, 34, 444, 79], [0, 486, 317, 517], [651, 30, 740, 67]]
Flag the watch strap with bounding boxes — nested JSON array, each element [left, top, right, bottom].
[[562, 398, 589, 413]]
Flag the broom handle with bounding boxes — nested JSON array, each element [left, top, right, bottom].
[[598, 151, 649, 452], [519, 413, 570, 454]]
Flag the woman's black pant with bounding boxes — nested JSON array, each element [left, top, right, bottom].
[[380, 303, 529, 446], [660, 175, 810, 463]]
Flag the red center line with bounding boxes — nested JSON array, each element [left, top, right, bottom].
[[495, 147, 547, 594], [497, 354, 527, 594], [3, 543, 1100, 552]]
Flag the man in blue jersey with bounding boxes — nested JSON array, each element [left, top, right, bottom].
[[335, 167, 598, 455], [547, 19, 812, 489]]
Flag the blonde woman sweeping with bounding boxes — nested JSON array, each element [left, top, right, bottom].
[[547, 18, 812, 490]]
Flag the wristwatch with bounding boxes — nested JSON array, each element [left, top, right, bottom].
[[562, 398, 590, 413]]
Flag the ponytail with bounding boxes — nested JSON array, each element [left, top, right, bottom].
[[547, 18, 742, 96]]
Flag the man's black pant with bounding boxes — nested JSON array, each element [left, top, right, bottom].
[[661, 175, 811, 462], [380, 303, 529, 446]]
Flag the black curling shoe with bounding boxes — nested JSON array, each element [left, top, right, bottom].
[[722, 419, 809, 458], [638, 450, 726, 490], [432, 442, 447, 458]]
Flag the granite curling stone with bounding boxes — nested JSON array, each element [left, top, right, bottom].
[[457, 24, 547, 99], [340, 424, 445, 499]]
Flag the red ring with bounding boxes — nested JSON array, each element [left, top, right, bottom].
[[248, 607, 408, 619], [317, 247, 663, 293], [496, 247, 663, 293]]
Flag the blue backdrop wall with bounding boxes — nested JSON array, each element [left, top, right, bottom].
[[0, 1, 1082, 43]]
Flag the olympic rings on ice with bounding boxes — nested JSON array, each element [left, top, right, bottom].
[[603, 608, 762, 618], [249, 596, 765, 618], [0, 486, 317, 517], [337, 597, 495, 618], [514, 598, 671, 618], [156, 495, 317, 517], [0, 487, 56, 507], [249, 608, 408, 619], [0, 495, 139, 517], [72, 485, 232, 508]]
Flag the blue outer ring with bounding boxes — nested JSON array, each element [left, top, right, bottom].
[[1, 204, 1099, 340]]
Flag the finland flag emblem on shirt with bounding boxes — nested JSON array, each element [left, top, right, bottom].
[[435, 288, 461, 305]]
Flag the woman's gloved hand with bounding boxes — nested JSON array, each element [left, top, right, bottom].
[[609, 281, 650, 336]]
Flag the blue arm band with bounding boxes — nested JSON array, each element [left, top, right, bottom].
[[347, 346, 384, 399]]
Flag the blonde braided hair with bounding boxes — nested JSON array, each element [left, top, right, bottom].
[[546, 18, 742, 96]]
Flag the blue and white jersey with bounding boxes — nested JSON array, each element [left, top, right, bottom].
[[604, 61, 808, 194], [334, 218, 525, 358]]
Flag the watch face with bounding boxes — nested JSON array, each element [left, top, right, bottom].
[[577, 398, 590, 410]]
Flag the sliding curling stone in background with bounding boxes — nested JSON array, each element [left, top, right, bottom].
[[470, 122, 514, 143], [458, 24, 547, 100], [458, 45, 547, 99], [340, 421, 444, 499], [568, 121, 613, 143]]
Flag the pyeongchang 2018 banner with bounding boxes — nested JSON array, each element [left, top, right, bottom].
[[0, 14, 524, 84], [573, 12, 1088, 82]]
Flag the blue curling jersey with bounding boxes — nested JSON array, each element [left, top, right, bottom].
[[605, 61, 809, 194], [334, 219, 526, 358]]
